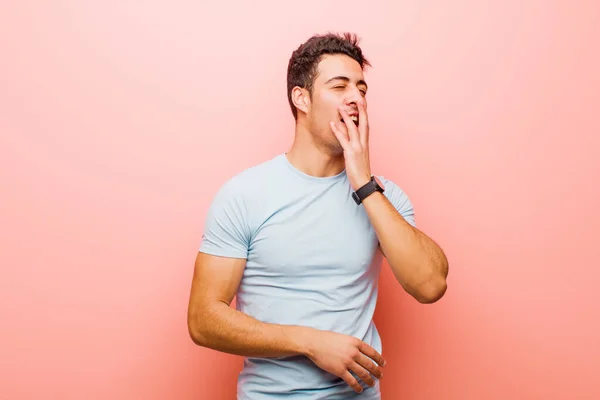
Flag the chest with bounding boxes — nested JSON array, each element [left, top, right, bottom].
[[246, 197, 380, 280]]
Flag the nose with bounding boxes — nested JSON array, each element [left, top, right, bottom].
[[345, 89, 366, 109]]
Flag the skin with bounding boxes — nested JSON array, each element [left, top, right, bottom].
[[188, 54, 449, 394]]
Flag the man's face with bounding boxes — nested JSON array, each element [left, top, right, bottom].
[[306, 54, 368, 153]]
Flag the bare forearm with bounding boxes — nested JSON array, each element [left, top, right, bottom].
[[362, 192, 448, 303], [189, 301, 312, 358]]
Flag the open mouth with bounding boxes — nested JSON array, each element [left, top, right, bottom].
[[341, 115, 359, 126]]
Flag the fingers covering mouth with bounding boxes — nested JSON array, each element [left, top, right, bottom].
[[340, 115, 359, 126]]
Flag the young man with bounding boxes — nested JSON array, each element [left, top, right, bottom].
[[187, 32, 449, 399]]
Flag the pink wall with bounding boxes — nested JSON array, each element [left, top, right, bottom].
[[1, 1, 599, 399]]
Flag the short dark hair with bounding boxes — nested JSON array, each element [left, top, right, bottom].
[[286, 32, 371, 120]]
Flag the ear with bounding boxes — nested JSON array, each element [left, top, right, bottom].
[[291, 86, 310, 115]]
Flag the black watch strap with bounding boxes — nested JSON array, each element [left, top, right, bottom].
[[352, 176, 384, 205]]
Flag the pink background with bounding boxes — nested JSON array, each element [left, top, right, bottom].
[[1, 1, 599, 399]]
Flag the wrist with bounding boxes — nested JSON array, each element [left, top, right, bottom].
[[351, 175, 372, 191], [289, 325, 317, 358], [351, 175, 385, 205]]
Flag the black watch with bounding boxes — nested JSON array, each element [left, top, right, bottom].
[[352, 176, 385, 205]]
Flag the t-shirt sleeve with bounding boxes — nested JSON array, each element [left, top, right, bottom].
[[199, 178, 250, 259], [379, 176, 417, 228]]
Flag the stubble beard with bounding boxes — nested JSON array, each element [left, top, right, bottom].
[[307, 117, 344, 156]]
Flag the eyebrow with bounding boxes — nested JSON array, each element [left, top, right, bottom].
[[324, 76, 368, 90]]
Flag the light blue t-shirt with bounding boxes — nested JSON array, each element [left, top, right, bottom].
[[199, 153, 416, 399]]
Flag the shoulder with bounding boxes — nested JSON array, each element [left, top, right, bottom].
[[375, 175, 409, 199], [210, 154, 286, 206], [375, 175, 416, 227]]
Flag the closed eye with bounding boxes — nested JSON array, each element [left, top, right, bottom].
[[331, 85, 367, 97]]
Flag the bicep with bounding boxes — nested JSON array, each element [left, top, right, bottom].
[[188, 251, 246, 312], [190, 178, 251, 313]]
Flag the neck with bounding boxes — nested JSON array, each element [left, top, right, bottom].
[[285, 119, 345, 178]]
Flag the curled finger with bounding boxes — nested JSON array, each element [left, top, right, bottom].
[[358, 341, 386, 367], [340, 370, 363, 393], [350, 361, 375, 388]]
